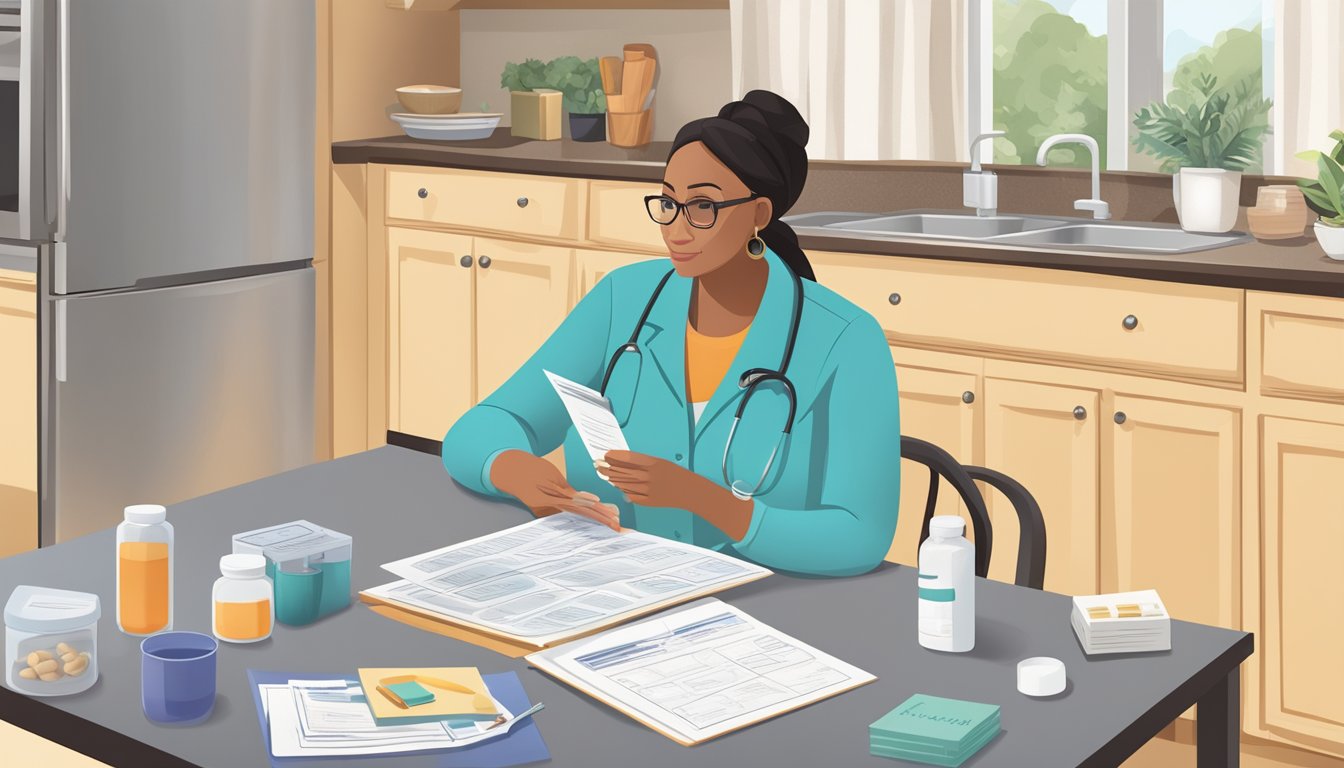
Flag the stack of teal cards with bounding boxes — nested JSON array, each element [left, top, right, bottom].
[[869, 694, 1001, 766]]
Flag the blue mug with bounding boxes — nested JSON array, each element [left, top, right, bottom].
[[141, 631, 218, 725]]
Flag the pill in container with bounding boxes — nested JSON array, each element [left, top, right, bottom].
[[4, 585, 100, 697], [212, 554, 274, 643], [232, 521, 351, 626]]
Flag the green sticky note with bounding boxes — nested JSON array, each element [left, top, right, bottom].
[[387, 681, 436, 707]]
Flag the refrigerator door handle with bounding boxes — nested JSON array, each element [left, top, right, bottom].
[[54, 298, 66, 382]]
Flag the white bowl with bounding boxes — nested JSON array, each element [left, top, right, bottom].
[[391, 113, 501, 141]]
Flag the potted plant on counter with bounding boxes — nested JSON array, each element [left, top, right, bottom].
[[1297, 129, 1344, 260], [546, 56, 607, 142], [1131, 74, 1272, 233], [501, 58, 562, 141]]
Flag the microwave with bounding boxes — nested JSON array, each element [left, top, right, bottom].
[[0, 0, 53, 243]]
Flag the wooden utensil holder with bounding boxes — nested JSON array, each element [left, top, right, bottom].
[[608, 109, 653, 148]]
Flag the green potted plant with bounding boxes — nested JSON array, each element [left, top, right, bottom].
[[546, 56, 608, 142], [501, 58, 562, 140], [1132, 74, 1272, 233], [1297, 129, 1344, 260]]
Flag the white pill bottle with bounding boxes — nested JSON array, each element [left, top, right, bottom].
[[918, 516, 975, 652]]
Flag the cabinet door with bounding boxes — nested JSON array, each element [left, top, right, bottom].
[[1256, 417, 1344, 756], [984, 377, 1100, 593], [0, 271, 37, 558], [888, 350, 981, 565], [389, 228, 474, 441], [473, 238, 573, 402], [574, 248, 660, 301]]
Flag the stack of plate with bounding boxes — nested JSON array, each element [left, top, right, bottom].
[[390, 113, 502, 142]]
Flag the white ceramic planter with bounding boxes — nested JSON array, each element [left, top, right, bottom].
[[1315, 221, 1344, 260], [1172, 168, 1242, 233]]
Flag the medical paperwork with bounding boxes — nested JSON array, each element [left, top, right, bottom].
[[527, 598, 876, 746], [544, 369, 628, 460], [257, 678, 521, 758], [364, 513, 772, 649]]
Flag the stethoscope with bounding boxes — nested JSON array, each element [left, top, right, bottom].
[[597, 266, 804, 501]]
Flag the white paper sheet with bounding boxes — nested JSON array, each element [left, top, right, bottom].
[[544, 369, 628, 461], [526, 598, 876, 745], [371, 513, 772, 647]]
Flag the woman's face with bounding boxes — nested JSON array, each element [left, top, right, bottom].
[[658, 141, 773, 278]]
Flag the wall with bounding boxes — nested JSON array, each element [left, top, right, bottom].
[[458, 8, 732, 141]]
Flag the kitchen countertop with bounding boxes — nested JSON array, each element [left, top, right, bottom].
[[332, 135, 1344, 298]]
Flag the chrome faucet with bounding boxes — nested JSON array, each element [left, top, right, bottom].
[[963, 131, 1006, 217], [1036, 133, 1110, 220]]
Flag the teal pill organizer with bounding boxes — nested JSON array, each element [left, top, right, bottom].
[[387, 681, 435, 707], [232, 521, 352, 627]]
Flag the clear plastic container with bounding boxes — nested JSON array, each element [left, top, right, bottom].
[[116, 504, 174, 636], [918, 516, 976, 653], [232, 521, 351, 626], [212, 554, 274, 643], [5, 586, 100, 697]]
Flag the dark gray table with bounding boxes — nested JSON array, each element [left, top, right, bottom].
[[0, 446, 1252, 768]]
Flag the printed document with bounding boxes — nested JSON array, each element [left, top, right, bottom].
[[367, 513, 772, 648], [526, 598, 876, 745], [544, 369, 628, 460]]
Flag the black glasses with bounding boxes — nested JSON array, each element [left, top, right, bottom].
[[645, 193, 759, 229]]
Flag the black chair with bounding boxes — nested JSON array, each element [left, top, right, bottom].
[[900, 436, 1047, 590]]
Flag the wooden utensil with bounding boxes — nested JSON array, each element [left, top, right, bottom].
[[620, 58, 652, 116], [623, 43, 657, 62], [599, 56, 622, 95]]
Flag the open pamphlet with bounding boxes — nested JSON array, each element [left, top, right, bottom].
[[527, 598, 876, 746], [258, 677, 524, 758], [1071, 589, 1171, 655], [544, 369, 628, 461], [362, 513, 772, 649]]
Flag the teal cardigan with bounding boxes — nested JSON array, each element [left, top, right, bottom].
[[442, 248, 901, 577]]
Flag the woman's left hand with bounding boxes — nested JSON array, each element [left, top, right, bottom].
[[600, 450, 754, 540]]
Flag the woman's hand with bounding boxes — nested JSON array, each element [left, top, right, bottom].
[[489, 450, 620, 530], [600, 450, 754, 541]]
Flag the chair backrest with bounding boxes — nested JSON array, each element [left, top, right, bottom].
[[899, 436, 1047, 590]]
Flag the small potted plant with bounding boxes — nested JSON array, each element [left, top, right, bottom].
[[500, 58, 562, 141], [1297, 129, 1344, 260], [546, 56, 607, 142], [1132, 74, 1272, 233]]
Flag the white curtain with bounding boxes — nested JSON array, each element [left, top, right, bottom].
[[729, 0, 966, 161], [1273, 0, 1344, 177]]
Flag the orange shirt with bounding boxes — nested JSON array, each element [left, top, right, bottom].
[[685, 321, 750, 405]]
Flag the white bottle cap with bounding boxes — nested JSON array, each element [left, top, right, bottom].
[[124, 504, 167, 525], [929, 516, 965, 538], [1017, 656, 1066, 697], [220, 553, 268, 579]]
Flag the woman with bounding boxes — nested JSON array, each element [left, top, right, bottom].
[[442, 90, 900, 577]]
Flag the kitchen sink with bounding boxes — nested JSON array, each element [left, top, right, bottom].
[[991, 223, 1252, 253], [783, 209, 1252, 254], [827, 213, 1069, 239]]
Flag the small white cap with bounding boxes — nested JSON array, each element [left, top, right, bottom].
[[220, 553, 267, 579], [929, 516, 965, 538], [124, 504, 167, 525], [1017, 656, 1066, 697]]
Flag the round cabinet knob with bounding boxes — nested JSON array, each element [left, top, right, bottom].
[[417, 188, 428, 199], [1073, 406, 1087, 420], [1122, 314, 1138, 330], [478, 255, 492, 269], [459, 255, 473, 268], [888, 292, 902, 305], [962, 391, 975, 404], [516, 197, 529, 208], [1114, 411, 1127, 424]]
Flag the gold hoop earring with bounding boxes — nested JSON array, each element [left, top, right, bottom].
[[746, 228, 766, 259]]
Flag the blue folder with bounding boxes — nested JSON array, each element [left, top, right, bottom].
[[247, 669, 550, 768]]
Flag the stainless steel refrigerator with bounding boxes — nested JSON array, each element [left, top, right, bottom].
[[31, 0, 315, 544]]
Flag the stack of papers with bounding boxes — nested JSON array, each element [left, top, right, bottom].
[[1071, 590, 1171, 655], [527, 598, 876, 746], [256, 677, 522, 758], [869, 694, 1001, 766]]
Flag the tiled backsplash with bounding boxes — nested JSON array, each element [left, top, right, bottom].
[[458, 8, 732, 141]]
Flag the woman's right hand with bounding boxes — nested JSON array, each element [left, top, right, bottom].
[[489, 450, 621, 530]]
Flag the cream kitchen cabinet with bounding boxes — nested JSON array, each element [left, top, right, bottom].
[[474, 237, 574, 401], [574, 248, 661, 299], [0, 268, 37, 558]]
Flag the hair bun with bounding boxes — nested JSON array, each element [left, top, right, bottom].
[[719, 90, 809, 150]]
